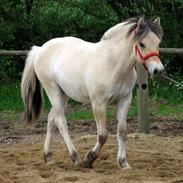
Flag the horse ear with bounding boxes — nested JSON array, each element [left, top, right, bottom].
[[153, 17, 160, 25], [136, 17, 145, 31]]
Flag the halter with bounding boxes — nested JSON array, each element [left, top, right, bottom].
[[135, 45, 159, 62], [135, 45, 160, 70]]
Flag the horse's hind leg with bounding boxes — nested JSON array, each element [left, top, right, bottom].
[[43, 108, 56, 164], [43, 85, 80, 165], [83, 102, 108, 168]]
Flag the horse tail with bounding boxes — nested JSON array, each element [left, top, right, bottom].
[[21, 46, 43, 125]]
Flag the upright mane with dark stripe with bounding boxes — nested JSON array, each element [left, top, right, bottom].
[[101, 16, 163, 41], [126, 16, 163, 40]]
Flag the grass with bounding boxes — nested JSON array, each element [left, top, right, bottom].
[[0, 80, 182, 122], [0, 82, 23, 111], [66, 106, 116, 121], [152, 103, 183, 118], [0, 110, 18, 122]]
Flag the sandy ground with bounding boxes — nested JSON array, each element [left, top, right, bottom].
[[0, 116, 183, 183]]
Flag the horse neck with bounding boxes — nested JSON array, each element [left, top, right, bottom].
[[100, 31, 136, 79]]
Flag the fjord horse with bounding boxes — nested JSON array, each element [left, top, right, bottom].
[[21, 17, 165, 169]]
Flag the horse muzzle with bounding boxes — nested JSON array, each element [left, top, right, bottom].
[[152, 68, 167, 76], [147, 61, 166, 77]]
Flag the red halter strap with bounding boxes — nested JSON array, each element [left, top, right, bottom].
[[135, 45, 160, 62]]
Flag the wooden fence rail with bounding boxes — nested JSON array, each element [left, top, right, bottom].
[[0, 48, 183, 133], [160, 48, 183, 54], [0, 48, 183, 56], [0, 50, 29, 56]]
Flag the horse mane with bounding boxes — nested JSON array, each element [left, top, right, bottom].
[[101, 16, 163, 41], [126, 16, 163, 40], [101, 22, 126, 40]]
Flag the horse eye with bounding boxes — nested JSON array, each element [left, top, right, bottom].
[[139, 42, 145, 48]]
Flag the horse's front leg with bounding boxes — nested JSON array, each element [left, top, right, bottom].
[[82, 102, 108, 168], [116, 94, 132, 169]]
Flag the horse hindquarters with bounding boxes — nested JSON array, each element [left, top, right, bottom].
[[34, 53, 81, 165]]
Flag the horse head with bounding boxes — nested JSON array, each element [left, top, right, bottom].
[[128, 17, 166, 76]]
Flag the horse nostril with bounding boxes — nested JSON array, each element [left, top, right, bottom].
[[153, 69, 158, 75]]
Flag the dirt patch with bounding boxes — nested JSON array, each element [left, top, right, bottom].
[[0, 115, 183, 182], [0, 134, 183, 183]]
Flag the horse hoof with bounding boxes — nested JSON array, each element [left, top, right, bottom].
[[43, 152, 54, 164], [46, 160, 55, 166], [118, 158, 131, 170], [118, 163, 131, 170], [121, 164, 131, 170], [82, 150, 98, 168], [71, 151, 81, 165], [73, 160, 82, 167], [78, 160, 93, 168]]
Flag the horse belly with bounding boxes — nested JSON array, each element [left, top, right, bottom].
[[55, 70, 90, 104], [59, 81, 90, 103]]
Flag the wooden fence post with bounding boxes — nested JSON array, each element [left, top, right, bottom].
[[136, 63, 150, 133]]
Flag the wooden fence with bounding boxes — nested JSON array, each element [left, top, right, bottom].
[[0, 48, 183, 133], [0, 48, 183, 56]]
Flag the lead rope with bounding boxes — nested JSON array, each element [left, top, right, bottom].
[[161, 74, 183, 88]]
